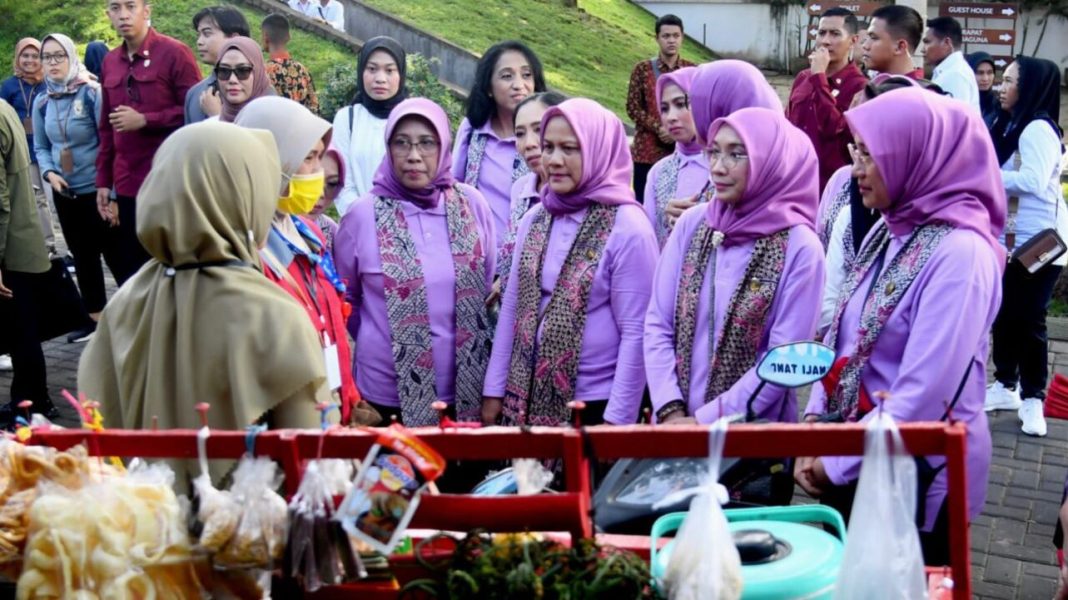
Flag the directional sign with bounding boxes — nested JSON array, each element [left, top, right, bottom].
[[806, 0, 885, 17], [939, 2, 1019, 19], [990, 55, 1015, 69], [961, 28, 1015, 44]]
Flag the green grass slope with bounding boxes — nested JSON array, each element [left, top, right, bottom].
[[358, 0, 715, 117], [1, 0, 353, 87]]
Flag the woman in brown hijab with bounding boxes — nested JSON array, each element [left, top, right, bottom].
[[78, 121, 330, 439]]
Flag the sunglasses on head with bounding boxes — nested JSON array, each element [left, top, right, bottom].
[[215, 65, 254, 82]]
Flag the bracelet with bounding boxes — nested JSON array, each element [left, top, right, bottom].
[[656, 401, 687, 423]]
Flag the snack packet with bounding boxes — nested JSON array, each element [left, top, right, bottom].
[[336, 425, 445, 554]]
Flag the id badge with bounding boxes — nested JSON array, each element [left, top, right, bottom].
[[21, 116, 32, 134], [324, 343, 342, 391], [60, 147, 75, 174]]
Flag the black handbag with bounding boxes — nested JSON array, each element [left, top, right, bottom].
[[0, 258, 91, 355]]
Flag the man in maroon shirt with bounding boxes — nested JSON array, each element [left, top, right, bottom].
[[787, 7, 867, 192], [95, 0, 201, 285], [862, 5, 925, 81]]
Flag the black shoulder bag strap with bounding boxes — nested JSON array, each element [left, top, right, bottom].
[[915, 360, 973, 527]]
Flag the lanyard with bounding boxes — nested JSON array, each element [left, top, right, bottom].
[[285, 216, 346, 293], [18, 80, 37, 114]]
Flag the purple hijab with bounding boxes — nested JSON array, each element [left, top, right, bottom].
[[539, 98, 639, 216], [690, 60, 782, 147], [845, 87, 1007, 261], [706, 107, 818, 247], [369, 98, 455, 208], [656, 66, 702, 155]]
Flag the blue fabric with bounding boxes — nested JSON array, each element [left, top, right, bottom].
[[32, 84, 101, 195], [184, 74, 216, 125], [0, 76, 46, 164]]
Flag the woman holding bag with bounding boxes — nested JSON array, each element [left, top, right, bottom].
[[797, 87, 1004, 566], [33, 33, 118, 340], [984, 57, 1067, 438]]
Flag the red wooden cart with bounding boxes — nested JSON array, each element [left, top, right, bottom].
[[28, 421, 970, 599]]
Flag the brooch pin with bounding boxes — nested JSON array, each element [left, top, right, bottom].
[[884, 282, 896, 295]]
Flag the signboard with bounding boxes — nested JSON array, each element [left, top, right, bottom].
[[805, 0, 885, 17], [755, 342, 836, 389], [960, 28, 1015, 44], [989, 55, 1015, 69], [939, 2, 1019, 18]]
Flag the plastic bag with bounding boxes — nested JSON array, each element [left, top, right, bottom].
[[213, 457, 288, 569], [17, 461, 202, 598], [336, 424, 446, 554], [834, 410, 926, 599], [284, 461, 365, 592], [656, 418, 743, 600]]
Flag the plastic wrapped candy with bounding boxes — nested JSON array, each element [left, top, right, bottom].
[[212, 457, 288, 569]]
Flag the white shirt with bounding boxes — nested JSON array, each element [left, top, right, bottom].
[[332, 103, 388, 216], [287, 0, 316, 17], [932, 51, 981, 114], [1000, 120, 1068, 266], [820, 208, 851, 336]]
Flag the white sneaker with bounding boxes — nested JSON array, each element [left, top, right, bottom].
[[984, 381, 1022, 412], [1019, 398, 1048, 437], [0, 354, 10, 371]]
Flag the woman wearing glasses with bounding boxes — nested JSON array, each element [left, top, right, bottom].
[[334, 98, 496, 426], [234, 96, 365, 424], [798, 88, 1003, 565], [214, 37, 272, 123], [32, 34, 118, 342], [643, 107, 824, 425]]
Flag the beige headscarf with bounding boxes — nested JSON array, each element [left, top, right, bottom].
[[78, 121, 330, 443], [233, 96, 332, 193]]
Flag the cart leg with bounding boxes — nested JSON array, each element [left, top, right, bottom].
[[945, 425, 971, 600]]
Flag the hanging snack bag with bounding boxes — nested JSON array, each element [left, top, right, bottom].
[[336, 425, 445, 554]]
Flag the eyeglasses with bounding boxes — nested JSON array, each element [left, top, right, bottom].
[[41, 53, 68, 65], [215, 65, 255, 82], [847, 143, 873, 167], [705, 147, 749, 169], [389, 138, 440, 156]]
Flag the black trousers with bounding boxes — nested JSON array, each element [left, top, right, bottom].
[[52, 190, 123, 313], [821, 481, 951, 566], [3, 270, 50, 409], [633, 162, 654, 205], [111, 194, 151, 286], [992, 260, 1063, 400]]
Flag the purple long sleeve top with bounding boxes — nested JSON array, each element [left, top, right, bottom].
[[333, 183, 497, 407], [805, 228, 1000, 531], [644, 205, 826, 423], [483, 203, 659, 424], [642, 148, 710, 233], [452, 118, 519, 251]]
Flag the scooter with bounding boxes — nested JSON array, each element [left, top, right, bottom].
[[472, 341, 837, 536]]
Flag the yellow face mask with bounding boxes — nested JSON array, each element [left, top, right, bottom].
[[278, 171, 325, 215]]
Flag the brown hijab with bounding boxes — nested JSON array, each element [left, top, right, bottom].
[[216, 36, 272, 123], [13, 38, 43, 85], [78, 122, 330, 441]]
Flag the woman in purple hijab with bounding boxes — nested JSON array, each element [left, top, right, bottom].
[[482, 98, 658, 427], [644, 107, 824, 429], [659, 60, 785, 230], [798, 87, 1005, 566], [644, 67, 709, 247], [333, 98, 497, 427]]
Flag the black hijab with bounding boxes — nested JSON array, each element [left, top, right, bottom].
[[965, 52, 998, 127], [991, 56, 1063, 166], [83, 41, 109, 80], [353, 36, 407, 119]]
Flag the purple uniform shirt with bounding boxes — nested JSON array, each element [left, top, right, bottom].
[[645, 206, 826, 423], [95, 29, 201, 197], [333, 184, 497, 407], [806, 228, 1000, 531], [452, 118, 520, 251], [484, 203, 659, 424], [642, 148, 710, 242]]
